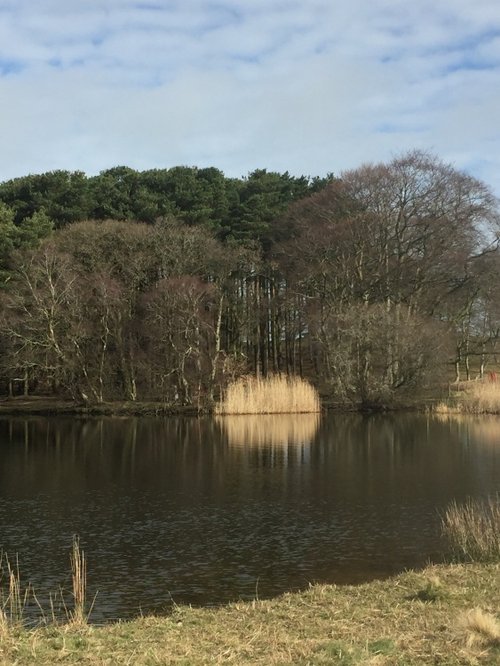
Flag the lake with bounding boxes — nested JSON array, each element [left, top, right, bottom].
[[0, 412, 499, 622]]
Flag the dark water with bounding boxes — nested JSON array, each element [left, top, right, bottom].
[[0, 412, 499, 622]]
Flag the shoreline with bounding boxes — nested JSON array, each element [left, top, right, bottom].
[[1, 563, 499, 664], [0, 395, 430, 417], [0, 397, 202, 417]]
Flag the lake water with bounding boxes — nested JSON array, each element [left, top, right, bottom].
[[0, 412, 499, 622]]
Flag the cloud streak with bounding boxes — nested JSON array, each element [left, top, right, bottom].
[[0, 1, 499, 192]]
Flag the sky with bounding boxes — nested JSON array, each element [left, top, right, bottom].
[[1, 0, 500, 192]]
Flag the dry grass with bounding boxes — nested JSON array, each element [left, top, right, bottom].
[[442, 495, 500, 563], [0, 564, 499, 665], [436, 381, 500, 414], [217, 413, 320, 447], [461, 608, 500, 648], [463, 382, 500, 414], [434, 400, 459, 413], [215, 374, 321, 415]]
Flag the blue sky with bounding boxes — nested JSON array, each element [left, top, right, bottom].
[[1, 0, 499, 191]]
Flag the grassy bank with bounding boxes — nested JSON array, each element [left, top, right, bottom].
[[1, 564, 499, 665]]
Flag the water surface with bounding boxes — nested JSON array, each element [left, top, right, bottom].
[[0, 412, 499, 621]]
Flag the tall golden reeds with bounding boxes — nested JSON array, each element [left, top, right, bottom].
[[442, 495, 500, 562], [0, 554, 27, 630], [436, 380, 500, 414], [0, 537, 91, 631], [215, 374, 321, 415], [461, 381, 500, 414], [69, 536, 88, 626]]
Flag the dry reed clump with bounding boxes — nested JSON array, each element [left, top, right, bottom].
[[0, 554, 26, 629], [215, 374, 321, 415], [461, 608, 500, 648], [433, 401, 461, 414], [442, 495, 500, 563], [69, 536, 88, 626], [437, 380, 500, 414], [461, 381, 500, 414]]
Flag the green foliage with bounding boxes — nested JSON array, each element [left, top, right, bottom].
[[88, 166, 146, 221], [318, 641, 357, 664], [0, 170, 89, 227], [0, 166, 325, 254], [221, 169, 312, 250], [0, 203, 54, 285], [17, 210, 54, 247], [367, 638, 395, 655], [0, 201, 18, 260], [412, 579, 446, 603]]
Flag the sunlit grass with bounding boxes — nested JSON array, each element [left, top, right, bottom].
[[0, 564, 499, 664], [215, 374, 321, 415]]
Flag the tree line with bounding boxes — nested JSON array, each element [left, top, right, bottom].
[[0, 151, 499, 407], [0, 166, 329, 242]]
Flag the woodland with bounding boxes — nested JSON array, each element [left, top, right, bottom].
[[0, 150, 499, 408]]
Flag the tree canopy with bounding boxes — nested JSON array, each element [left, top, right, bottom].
[[0, 152, 498, 406], [0, 166, 328, 245]]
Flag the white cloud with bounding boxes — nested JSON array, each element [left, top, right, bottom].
[[0, 0, 499, 194]]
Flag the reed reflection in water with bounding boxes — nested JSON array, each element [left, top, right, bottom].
[[216, 413, 320, 448], [433, 413, 500, 447]]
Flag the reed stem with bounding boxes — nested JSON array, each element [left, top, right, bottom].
[[70, 535, 87, 625]]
